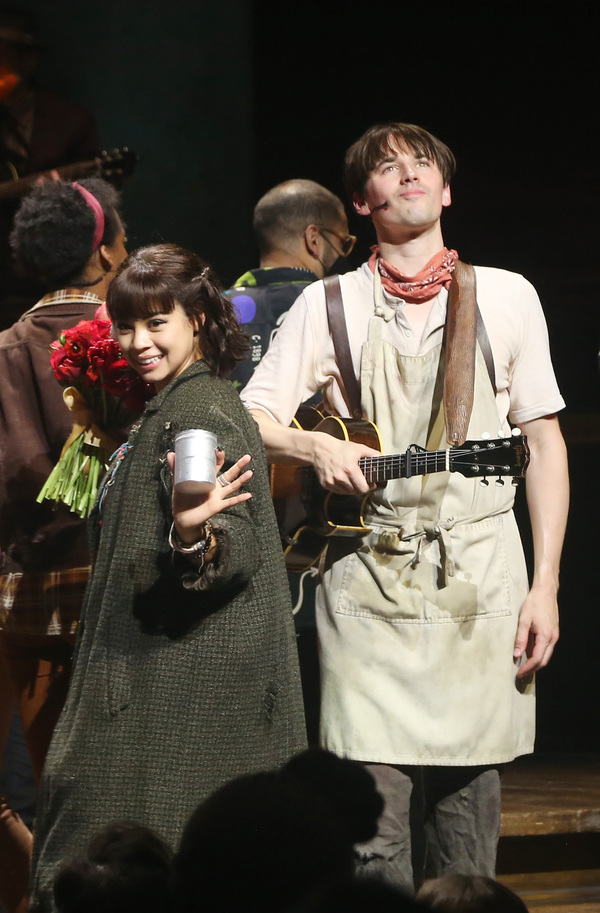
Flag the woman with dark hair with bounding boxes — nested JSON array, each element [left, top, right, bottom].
[[30, 243, 307, 911], [0, 177, 127, 913]]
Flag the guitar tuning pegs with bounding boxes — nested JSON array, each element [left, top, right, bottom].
[[480, 432, 491, 440], [479, 477, 489, 487], [495, 478, 505, 487], [511, 428, 521, 436]]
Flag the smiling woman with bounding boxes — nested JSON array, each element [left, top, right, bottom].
[[30, 244, 307, 912], [115, 304, 200, 391]]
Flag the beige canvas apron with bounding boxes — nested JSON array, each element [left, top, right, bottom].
[[317, 271, 535, 765]]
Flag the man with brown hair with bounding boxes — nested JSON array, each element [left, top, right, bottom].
[[243, 122, 568, 889]]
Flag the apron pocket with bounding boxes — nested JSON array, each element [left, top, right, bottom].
[[333, 515, 514, 624]]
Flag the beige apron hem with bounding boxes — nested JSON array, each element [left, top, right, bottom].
[[320, 745, 536, 766]]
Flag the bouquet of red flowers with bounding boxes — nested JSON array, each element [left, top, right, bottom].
[[37, 311, 153, 518]]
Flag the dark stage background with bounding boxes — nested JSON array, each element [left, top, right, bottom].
[[10, 0, 599, 753]]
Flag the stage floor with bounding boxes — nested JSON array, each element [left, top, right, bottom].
[[499, 755, 600, 911]]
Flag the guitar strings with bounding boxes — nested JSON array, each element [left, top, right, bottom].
[[297, 443, 517, 484]]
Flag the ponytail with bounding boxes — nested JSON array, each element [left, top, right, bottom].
[[180, 266, 249, 377]]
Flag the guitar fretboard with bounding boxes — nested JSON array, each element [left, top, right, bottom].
[[359, 450, 452, 484], [358, 440, 519, 484]]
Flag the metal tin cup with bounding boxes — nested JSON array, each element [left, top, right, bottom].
[[174, 429, 217, 494]]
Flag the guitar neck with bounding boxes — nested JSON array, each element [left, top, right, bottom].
[[359, 449, 450, 484], [0, 159, 100, 201]]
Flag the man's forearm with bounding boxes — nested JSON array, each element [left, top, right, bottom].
[[249, 409, 320, 465], [513, 414, 568, 675], [521, 414, 569, 592]]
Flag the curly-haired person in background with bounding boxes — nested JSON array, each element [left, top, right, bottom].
[[30, 244, 307, 911], [0, 177, 127, 913]]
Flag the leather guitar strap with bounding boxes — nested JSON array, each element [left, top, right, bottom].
[[444, 261, 496, 445], [323, 274, 363, 420]]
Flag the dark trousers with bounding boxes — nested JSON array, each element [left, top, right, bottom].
[[355, 762, 502, 894]]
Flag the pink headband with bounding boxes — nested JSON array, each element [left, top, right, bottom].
[[72, 182, 105, 251]]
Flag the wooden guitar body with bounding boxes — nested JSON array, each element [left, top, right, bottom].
[[271, 415, 383, 571]]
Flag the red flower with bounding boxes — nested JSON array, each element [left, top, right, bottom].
[[51, 320, 112, 384], [88, 318, 112, 345], [86, 336, 128, 390], [50, 321, 94, 382]]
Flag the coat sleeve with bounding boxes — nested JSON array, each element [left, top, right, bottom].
[[165, 395, 264, 594]]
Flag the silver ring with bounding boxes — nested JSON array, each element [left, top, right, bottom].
[[217, 474, 229, 487]]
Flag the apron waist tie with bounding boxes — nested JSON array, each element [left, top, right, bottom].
[[375, 520, 458, 586], [423, 521, 457, 585]]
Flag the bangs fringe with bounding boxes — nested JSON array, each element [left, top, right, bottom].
[[368, 126, 453, 182], [345, 122, 456, 196], [106, 271, 178, 322]]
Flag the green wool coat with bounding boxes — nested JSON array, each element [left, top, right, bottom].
[[31, 360, 307, 909]]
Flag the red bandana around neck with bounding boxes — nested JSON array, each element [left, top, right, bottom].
[[368, 246, 459, 302]]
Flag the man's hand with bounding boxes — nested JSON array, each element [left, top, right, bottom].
[[312, 432, 380, 494], [514, 414, 568, 678], [513, 584, 559, 678]]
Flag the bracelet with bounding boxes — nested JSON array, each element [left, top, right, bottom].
[[169, 520, 213, 559]]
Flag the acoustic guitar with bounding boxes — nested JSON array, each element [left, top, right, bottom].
[[270, 412, 530, 572], [0, 147, 137, 200]]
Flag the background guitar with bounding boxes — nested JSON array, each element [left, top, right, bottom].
[[0, 147, 137, 199]]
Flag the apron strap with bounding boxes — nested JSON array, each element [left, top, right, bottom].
[[324, 275, 363, 420], [476, 305, 496, 395]]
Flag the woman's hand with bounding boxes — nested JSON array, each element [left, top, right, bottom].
[[167, 450, 253, 545]]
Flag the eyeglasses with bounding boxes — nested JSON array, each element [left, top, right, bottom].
[[317, 227, 357, 259]]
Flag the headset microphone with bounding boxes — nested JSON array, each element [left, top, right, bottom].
[[371, 200, 390, 212]]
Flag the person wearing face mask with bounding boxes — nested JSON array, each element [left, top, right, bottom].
[[226, 179, 355, 391], [242, 122, 568, 892], [0, 177, 127, 913]]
